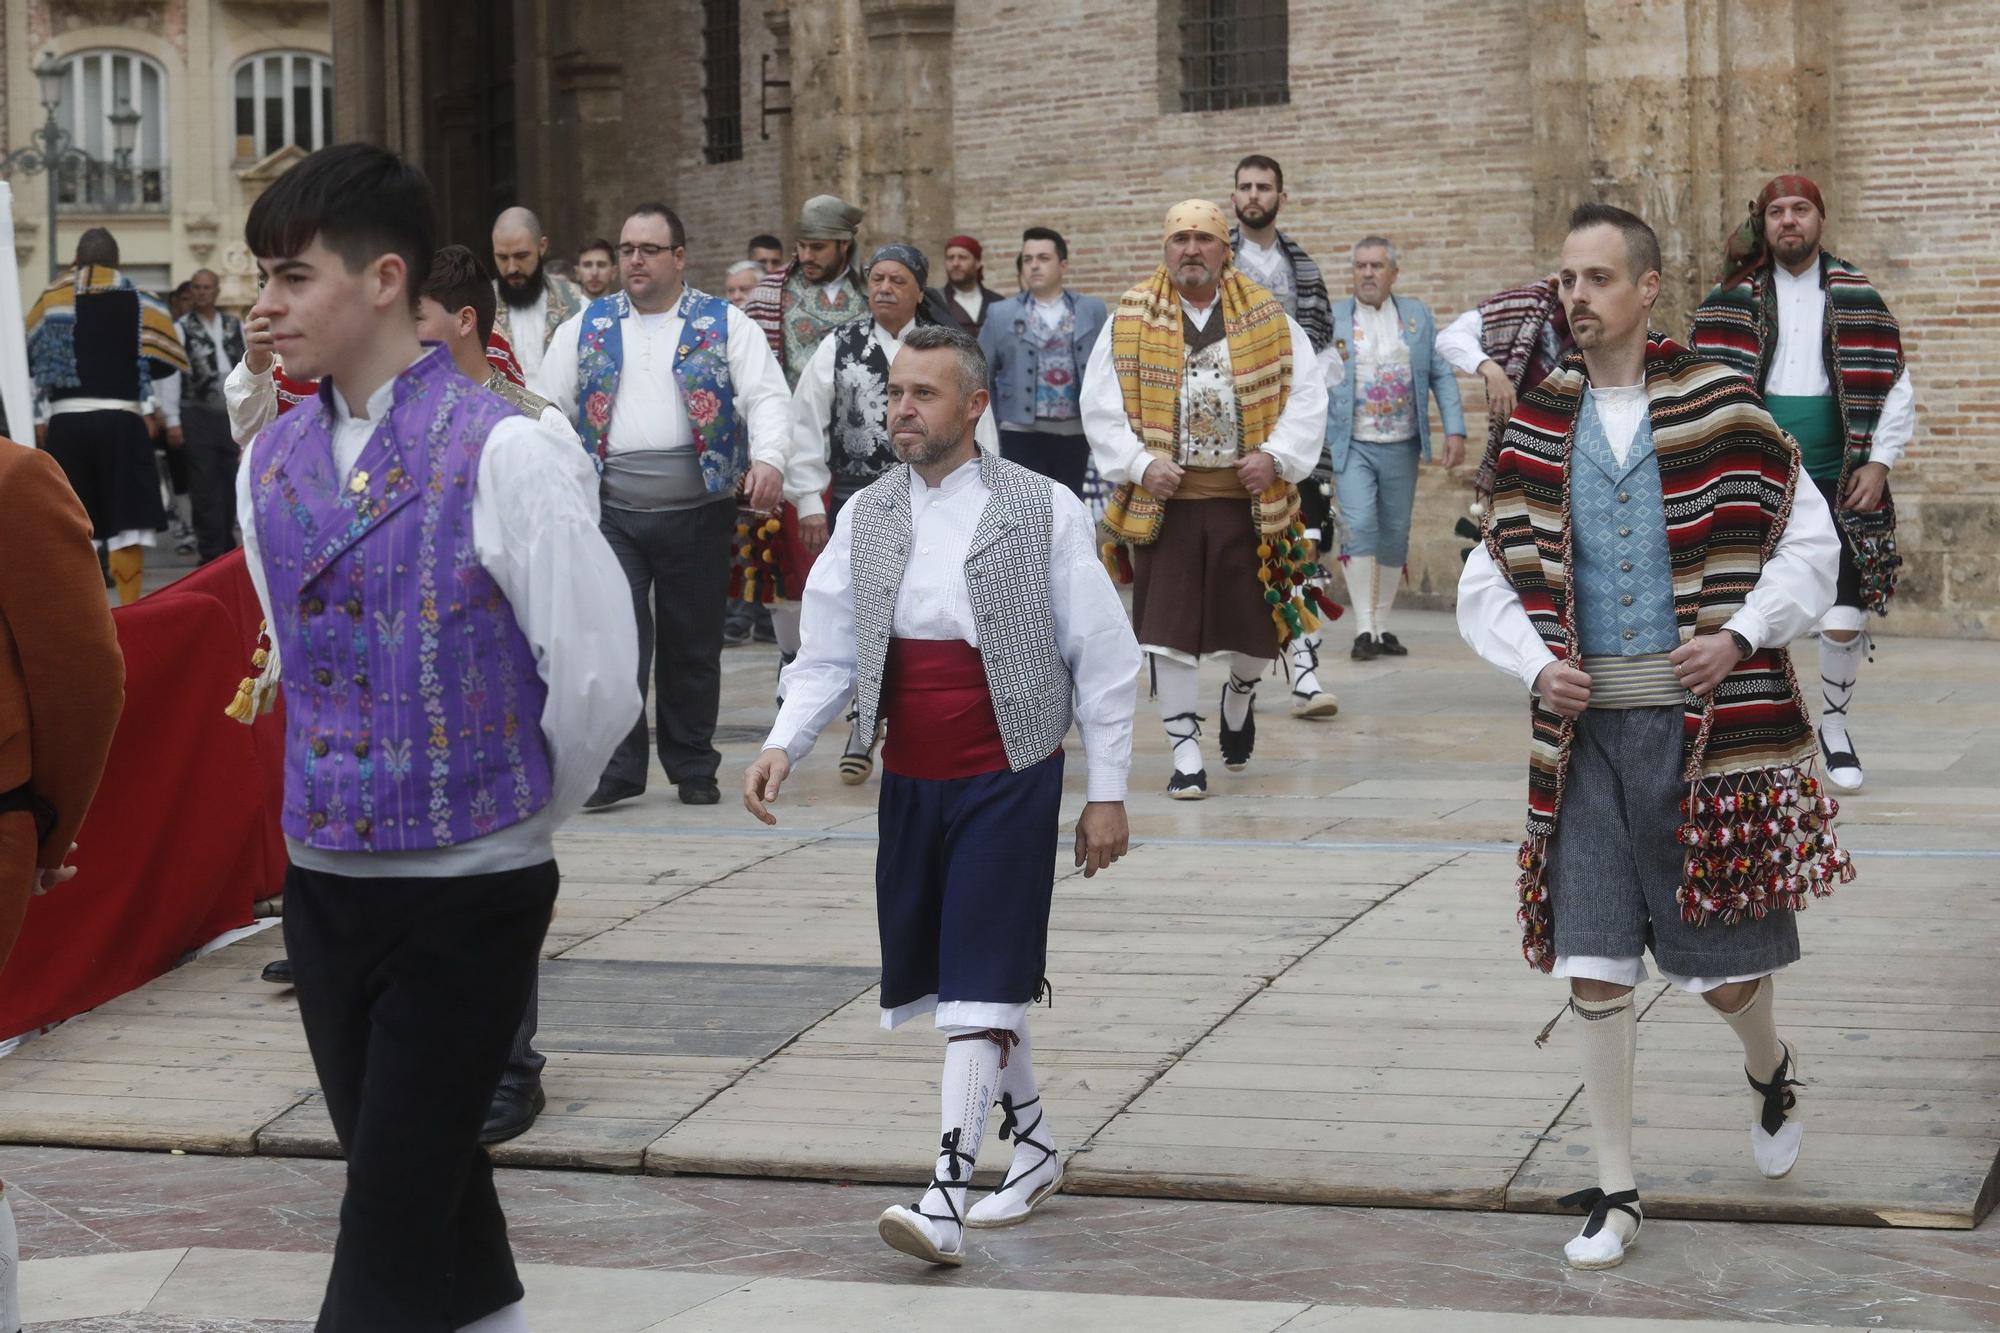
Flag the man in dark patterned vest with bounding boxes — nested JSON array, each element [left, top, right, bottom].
[[1460, 204, 1845, 1272], [158, 268, 246, 562], [538, 203, 795, 812], [746, 325, 1138, 1269], [1691, 174, 1915, 795], [237, 144, 639, 1330]]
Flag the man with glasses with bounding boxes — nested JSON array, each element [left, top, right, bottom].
[[538, 204, 795, 811]]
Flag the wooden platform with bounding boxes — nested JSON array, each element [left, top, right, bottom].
[[3, 615, 1995, 1228]]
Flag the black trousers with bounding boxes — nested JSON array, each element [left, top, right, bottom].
[[182, 402, 240, 562], [284, 860, 558, 1333], [601, 496, 735, 787], [998, 428, 1089, 498]]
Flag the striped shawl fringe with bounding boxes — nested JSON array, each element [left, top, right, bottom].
[[1485, 336, 1853, 972]]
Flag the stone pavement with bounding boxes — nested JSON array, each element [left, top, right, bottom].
[[2, 609, 1997, 1328]]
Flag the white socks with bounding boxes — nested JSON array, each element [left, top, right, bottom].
[[1342, 555, 1376, 640], [1154, 656, 1204, 775], [771, 602, 802, 658], [1373, 561, 1402, 636], [1818, 632, 1864, 752], [1289, 630, 1325, 696], [0, 1184, 19, 1333], [1568, 991, 1640, 1264], [967, 1021, 1061, 1226], [1221, 654, 1265, 730], [1712, 977, 1802, 1177], [909, 1032, 1001, 1254], [457, 1300, 530, 1333]]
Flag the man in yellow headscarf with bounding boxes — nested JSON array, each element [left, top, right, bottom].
[[1081, 200, 1329, 799]]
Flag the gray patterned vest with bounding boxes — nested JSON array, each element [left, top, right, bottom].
[[849, 454, 1072, 772]]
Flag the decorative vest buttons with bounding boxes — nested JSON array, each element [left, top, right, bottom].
[[311, 738, 330, 757]]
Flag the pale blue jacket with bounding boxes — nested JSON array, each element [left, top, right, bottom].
[[1325, 294, 1465, 470], [978, 290, 1109, 429]]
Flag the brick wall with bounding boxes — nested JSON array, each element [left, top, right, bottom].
[[662, 0, 787, 293], [1830, 0, 2000, 635]]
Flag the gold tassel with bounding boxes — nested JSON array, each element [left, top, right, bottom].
[[224, 677, 257, 723]]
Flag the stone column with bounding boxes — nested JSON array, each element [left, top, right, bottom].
[[857, 0, 954, 255], [784, 0, 865, 229]]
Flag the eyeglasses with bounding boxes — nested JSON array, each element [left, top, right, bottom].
[[618, 243, 682, 259]]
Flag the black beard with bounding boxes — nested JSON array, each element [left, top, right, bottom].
[[1235, 201, 1278, 230], [498, 263, 545, 309]]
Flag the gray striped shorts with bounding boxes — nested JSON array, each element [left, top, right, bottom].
[[1545, 705, 1801, 977]]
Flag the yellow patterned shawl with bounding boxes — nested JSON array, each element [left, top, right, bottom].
[[1101, 265, 1297, 545]]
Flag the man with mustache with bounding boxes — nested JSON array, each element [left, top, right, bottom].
[[1228, 156, 1341, 718], [1460, 203, 1844, 1271], [939, 234, 1003, 337], [1083, 200, 1329, 799], [490, 205, 582, 389], [744, 195, 869, 390], [790, 244, 1000, 783], [1436, 275, 1573, 497], [1692, 174, 1915, 795], [746, 324, 1138, 1268]]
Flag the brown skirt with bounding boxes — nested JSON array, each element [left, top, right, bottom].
[[1130, 497, 1279, 660]]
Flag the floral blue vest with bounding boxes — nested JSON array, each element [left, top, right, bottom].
[[572, 286, 744, 493]]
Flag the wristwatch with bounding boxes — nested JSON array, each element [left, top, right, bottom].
[[1725, 629, 1753, 660]]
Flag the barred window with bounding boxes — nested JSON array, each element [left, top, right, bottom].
[[702, 0, 744, 164], [1178, 0, 1289, 113], [232, 52, 334, 162]]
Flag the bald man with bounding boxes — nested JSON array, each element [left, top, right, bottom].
[[492, 205, 583, 386]]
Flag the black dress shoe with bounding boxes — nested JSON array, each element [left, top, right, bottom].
[[1376, 631, 1409, 657], [583, 777, 645, 811], [678, 778, 722, 805], [479, 1083, 547, 1145], [1351, 632, 1380, 662], [260, 957, 294, 985]]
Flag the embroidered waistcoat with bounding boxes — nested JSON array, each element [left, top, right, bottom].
[[828, 319, 899, 489], [1571, 396, 1677, 657], [250, 347, 553, 852], [847, 455, 1073, 772], [572, 287, 743, 492]]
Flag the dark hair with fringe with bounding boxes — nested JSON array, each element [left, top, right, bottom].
[[244, 142, 436, 309], [422, 244, 497, 344]]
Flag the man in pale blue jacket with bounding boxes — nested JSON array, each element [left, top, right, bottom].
[[978, 227, 1108, 496], [1325, 236, 1466, 660]]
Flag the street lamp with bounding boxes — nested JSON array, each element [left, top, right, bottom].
[[2, 52, 141, 279]]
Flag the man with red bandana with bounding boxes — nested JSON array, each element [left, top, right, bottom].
[[1693, 173, 1915, 795]]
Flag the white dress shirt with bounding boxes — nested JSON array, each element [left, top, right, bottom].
[[535, 293, 795, 486], [764, 456, 1140, 802], [1080, 298, 1329, 489], [951, 287, 987, 324], [225, 356, 579, 454], [235, 355, 642, 877], [1434, 306, 1491, 377], [1768, 261, 1915, 468], [788, 319, 1002, 518], [1457, 451, 1839, 694], [506, 287, 551, 383]]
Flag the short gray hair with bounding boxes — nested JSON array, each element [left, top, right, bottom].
[[725, 259, 763, 279], [1353, 235, 1398, 267], [897, 323, 989, 400]]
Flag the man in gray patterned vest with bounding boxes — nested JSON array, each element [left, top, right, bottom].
[[745, 324, 1140, 1268]]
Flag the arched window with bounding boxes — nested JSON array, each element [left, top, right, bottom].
[[232, 51, 333, 161], [51, 49, 169, 210]]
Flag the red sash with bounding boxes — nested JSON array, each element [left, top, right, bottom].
[[880, 639, 1010, 780]]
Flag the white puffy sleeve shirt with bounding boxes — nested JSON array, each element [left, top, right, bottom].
[[763, 458, 1139, 802], [1081, 304, 1329, 487]]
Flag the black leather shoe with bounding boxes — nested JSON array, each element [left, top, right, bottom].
[[1351, 632, 1380, 662], [583, 777, 645, 812], [260, 957, 294, 985], [678, 778, 721, 805], [1376, 631, 1409, 657], [479, 1083, 546, 1145]]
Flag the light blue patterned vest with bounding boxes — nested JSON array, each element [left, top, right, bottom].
[[1572, 393, 1678, 656]]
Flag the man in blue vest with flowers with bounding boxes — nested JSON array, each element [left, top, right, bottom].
[[538, 202, 796, 809]]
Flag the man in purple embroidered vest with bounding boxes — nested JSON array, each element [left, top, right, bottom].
[[536, 202, 795, 811], [236, 144, 639, 1333]]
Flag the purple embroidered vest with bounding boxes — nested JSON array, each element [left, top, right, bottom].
[[249, 346, 554, 852]]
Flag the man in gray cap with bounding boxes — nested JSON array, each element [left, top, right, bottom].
[[745, 194, 869, 389]]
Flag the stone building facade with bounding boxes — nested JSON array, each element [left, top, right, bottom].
[[6, 0, 334, 306], [353, 2, 2000, 635]]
